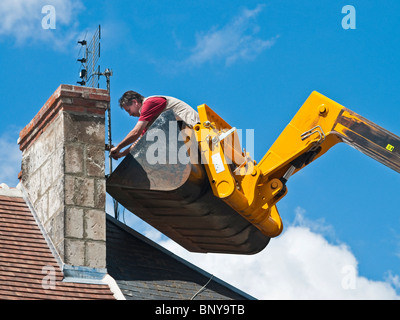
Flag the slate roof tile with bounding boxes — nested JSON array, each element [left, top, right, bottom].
[[106, 216, 253, 300]]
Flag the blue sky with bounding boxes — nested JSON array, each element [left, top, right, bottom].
[[1, 0, 399, 299]]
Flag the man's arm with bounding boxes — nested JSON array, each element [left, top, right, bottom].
[[110, 120, 148, 159]]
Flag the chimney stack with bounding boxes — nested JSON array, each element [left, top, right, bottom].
[[18, 85, 109, 270]]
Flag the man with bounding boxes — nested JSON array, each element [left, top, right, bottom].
[[110, 91, 200, 160]]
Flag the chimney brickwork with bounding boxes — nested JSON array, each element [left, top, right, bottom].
[[18, 85, 109, 269]]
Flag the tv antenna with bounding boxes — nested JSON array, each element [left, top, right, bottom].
[[77, 25, 104, 88], [77, 25, 119, 219]]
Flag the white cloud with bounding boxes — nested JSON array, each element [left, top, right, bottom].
[[145, 208, 400, 300], [0, 0, 83, 49], [184, 4, 278, 66], [0, 130, 22, 187], [386, 272, 400, 292]]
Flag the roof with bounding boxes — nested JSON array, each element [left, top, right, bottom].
[[106, 215, 254, 300], [0, 189, 115, 300], [0, 185, 253, 300]]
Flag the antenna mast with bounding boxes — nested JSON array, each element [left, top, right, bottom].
[[77, 25, 119, 219]]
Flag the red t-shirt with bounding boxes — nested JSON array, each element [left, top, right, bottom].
[[138, 97, 167, 122]]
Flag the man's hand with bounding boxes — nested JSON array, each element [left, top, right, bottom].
[[110, 145, 131, 160], [110, 120, 148, 160], [110, 146, 121, 160]]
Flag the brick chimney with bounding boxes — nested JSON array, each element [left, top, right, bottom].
[[18, 85, 109, 270]]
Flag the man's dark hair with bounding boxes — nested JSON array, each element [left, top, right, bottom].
[[119, 91, 145, 108]]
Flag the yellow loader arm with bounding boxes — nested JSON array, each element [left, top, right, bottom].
[[193, 91, 400, 238]]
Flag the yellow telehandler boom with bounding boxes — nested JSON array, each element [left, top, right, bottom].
[[107, 91, 399, 254], [193, 91, 400, 239]]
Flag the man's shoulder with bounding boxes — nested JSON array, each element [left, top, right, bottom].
[[145, 95, 168, 101], [142, 96, 167, 108]]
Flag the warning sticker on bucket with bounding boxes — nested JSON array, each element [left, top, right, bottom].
[[212, 153, 225, 173]]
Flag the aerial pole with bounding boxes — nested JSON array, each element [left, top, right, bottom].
[[77, 25, 119, 219]]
